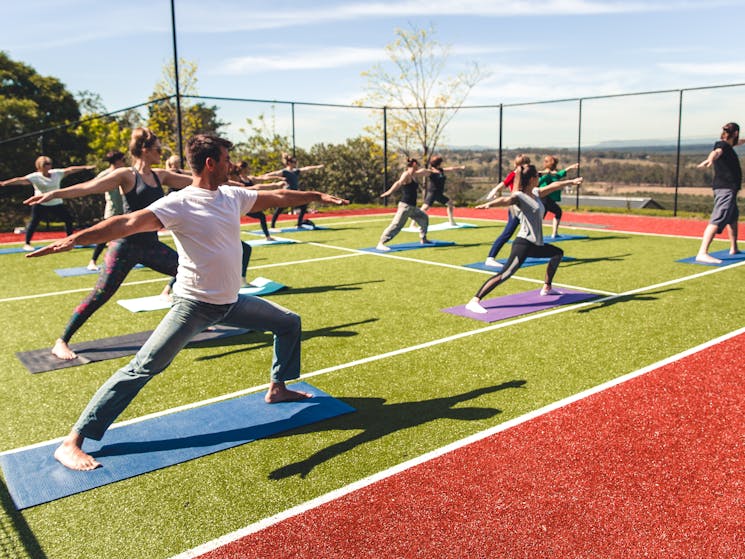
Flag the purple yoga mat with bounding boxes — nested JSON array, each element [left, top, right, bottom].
[[442, 288, 599, 323]]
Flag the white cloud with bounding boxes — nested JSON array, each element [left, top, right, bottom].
[[213, 47, 386, 74]]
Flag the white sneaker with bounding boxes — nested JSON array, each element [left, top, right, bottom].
[[465, 298, 488, 314], [484, 257, 502, 268], [540, 286, 562, 296], [376, 243, 391, 252], [86, 262, 99, 271], [22, 244, 35, 251]]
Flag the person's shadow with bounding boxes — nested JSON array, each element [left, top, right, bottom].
[[191, 318, 380, 361], [576, 287, 681, 313], [269, 379, 526, 480]]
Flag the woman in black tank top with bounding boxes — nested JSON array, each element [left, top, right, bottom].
[[376, 158, 434, 251], [23, 127, 194, 361]]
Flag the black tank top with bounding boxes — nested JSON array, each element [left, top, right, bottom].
[[428, 169, 446, 192], [123, 168, 165, 243], [400, 177, 419, 206]]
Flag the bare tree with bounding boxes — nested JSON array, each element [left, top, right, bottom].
[[359, 24, 485, 163]]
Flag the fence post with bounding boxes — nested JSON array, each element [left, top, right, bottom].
[[383, 106, 388, 207], [169, 0, 183, 163], [575, 97, 583, 210], [673, 89, 683, 217], [291, 102, 296, 157], [498, 104, 503, 183]]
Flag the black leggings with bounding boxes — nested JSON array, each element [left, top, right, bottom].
[[542, 197, 563, 221], [474, 237, 563, 299], [247, 211, 270, 237], [271, 205, 307, 229], [26, 204, 74, 244]]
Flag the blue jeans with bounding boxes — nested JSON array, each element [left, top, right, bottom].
[[488, 211, 519, 259], [74, 295, 302, 440]]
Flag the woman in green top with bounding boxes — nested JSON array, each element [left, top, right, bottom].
[[539, 155, 579, 239]]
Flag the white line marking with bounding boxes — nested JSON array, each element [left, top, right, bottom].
[[168, 323, 745, 559], [3, 259, 740, 456]]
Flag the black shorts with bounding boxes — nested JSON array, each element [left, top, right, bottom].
[[424, 190, 449, 206]]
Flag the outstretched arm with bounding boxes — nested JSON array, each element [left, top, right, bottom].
[[24, 167, 134, 205], [442, 165, 466, 172], [381, 169, 412, 198], [536, 177, 583, 197], [475, 194, 517, 209], [698, 148, 723, 168], [26, 209, 163, 258], [154, 169, 193, 189], [0, 176, 32, 188], [298, 164, 324, 172], [250, 189, 348, 213], [62, 165, 95, 177]]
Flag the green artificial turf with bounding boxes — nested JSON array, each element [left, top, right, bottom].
[[0, 214, 743, 559]]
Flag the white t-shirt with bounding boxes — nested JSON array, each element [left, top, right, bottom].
[[149, 185, 258, 305], [24, 170, 65, 206]]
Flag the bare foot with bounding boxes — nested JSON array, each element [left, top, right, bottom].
[[695, 253, 722, 264], [52, 338, 77, 360], [54, 435, 101, 471], [265, 383, 313, 403], [420, 238, 434, 245], [730, 248, 741, 255], [266, 236, 276, 242]]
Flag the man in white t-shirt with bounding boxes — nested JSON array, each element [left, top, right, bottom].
[[0, 156, 94, 250], [28, 134, 349, 471]]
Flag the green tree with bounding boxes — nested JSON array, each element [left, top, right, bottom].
[[308, 137, 386, 203], [147, 59, 225, 160], [232, 109, 293, 174], [0, 51, 88, 178], [357, 24, 484, 163]]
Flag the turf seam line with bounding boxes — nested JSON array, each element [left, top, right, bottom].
[[4, 258, 738, 457], [166, 324, 745, 559]]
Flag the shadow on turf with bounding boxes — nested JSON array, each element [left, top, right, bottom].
[[190, 318, 380, 361], [0, 479, 47, 559], [268, 279, 385, 297], [267, 379, 527, 480], [576, 287, 681, 313], [559, 253, 631, 267]]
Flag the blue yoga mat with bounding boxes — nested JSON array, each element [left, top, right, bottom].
[[361, 240, 456, 253], [542, 234, 589, 242], [0, 244, 95, 255], [463, 256, 576, 271], [677, 249, 745, 266], [248, 225, 329, 235], [242, 237, 297, 246], [0, 382, 354, 510]]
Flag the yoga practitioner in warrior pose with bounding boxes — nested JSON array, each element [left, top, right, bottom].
[[87, 150, 127, 271], [696, 122, 743, 264], [539, 155, 579, 239], [264, 153, 324, 230], [420, 155, 466, 226], [0, 157, 94, 250], [466, 164, 583, 314], [24, 127, 193, 360], [28, 133, 348, 471], [377, 158, 433, 251]]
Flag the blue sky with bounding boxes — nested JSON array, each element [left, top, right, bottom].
[[4, 0, 745, 149]]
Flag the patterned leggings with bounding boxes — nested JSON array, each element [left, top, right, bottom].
[[474, 238, 563, 300], [61, 238, 178, 342]]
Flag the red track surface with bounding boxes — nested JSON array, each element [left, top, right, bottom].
[[198, 333, 745, 559]]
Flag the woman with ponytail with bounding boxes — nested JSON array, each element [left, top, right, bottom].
[[466, 164, 583, 314]]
